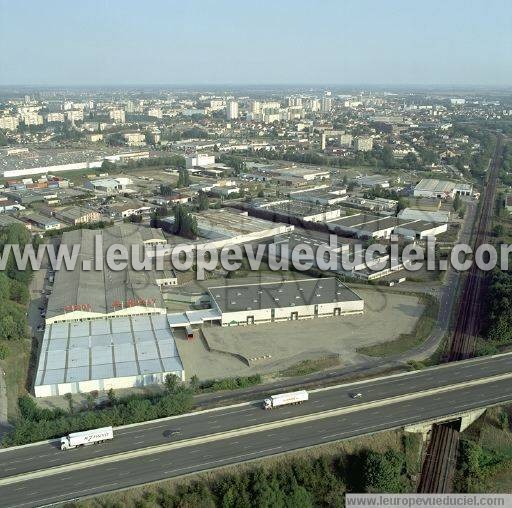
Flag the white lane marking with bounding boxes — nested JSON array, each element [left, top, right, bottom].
[[118, 423, 171, 435], [4, 352, 511, 454], [162, 446, 283, 475], [134, 441, 145, 445], [215, 408, 254, 417], [3, 375, 512, 487], [8, 483, 121, 508]]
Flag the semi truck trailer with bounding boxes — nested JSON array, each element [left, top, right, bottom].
[[263, 390, 309, 409], [60, 426, 113, 450]]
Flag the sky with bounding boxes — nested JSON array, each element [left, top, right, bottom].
[[0, 0, 511, 87]]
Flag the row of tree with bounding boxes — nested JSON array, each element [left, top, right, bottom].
[[90, 447, 412, 507], [4, 375, 193, 446], [481, 269, 512, 355], [0, 225, 33, 346]]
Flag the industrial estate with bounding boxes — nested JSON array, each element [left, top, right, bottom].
[[1, 2, 512, 506]]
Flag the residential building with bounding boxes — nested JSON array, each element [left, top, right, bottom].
[[109, 109, 126, 124], [354, 137, 373, 152], [123, 132, 146, 146], [47, 112, 65, 123], [227, 100, 239, 120], [185, 153, 215, 169], [54, 206, 101, 225], [0, 116, 19, 130]]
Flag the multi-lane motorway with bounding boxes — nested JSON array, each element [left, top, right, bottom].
[[0, 353, 512, 507]]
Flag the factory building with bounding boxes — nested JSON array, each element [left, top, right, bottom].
[[46, 225, 168, 324], [34, 314, 184, 397], [161, 208, 293, 250], [208, 278, 363, 327], [393, 221, 448, 239], [413, 179, 473, 199], [35, 224, 185, 397], [254, 200, 343, 222], [327, 213, 448, 240], [289, 186, 347, 205]]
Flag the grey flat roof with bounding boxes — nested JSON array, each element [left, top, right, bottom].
[[259, 200, 340, 218], [35, 315, 183, 388], [47, 224, 166, 319], [209, 277, 361, 313], [328, 213, 381, 228]]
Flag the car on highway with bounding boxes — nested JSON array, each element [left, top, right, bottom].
[[351, 392, 363, 399], [163, 429, 181, 438]]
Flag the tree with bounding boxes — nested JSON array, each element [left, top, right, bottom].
[[172, 205, 198, 239], [164, 373, 179, 394], [0, 343, 8, 360], [197, 192, 209, 211], [159, 184, 173, 196], [499, 409, 509, 431], [190, 374, 200, 393], [361, 450, 405, 492], [453, 193, 461, 212], [177, 168, 191, 188], [129, 214, 142, 223], [493, 224, 504, 237], [85, 392, 96, 410], [64, 393, 74, 414], [9, 279, 29, 304], [107, 388, 117, 406]]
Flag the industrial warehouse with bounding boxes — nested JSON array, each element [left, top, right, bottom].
[[208, 278, 363, 326], [34, 315, 184, 397], [35, 220, 365, 396], [326, 213, 448, 239], [46, 224, 171, 324], [36, 224, 184, 397]]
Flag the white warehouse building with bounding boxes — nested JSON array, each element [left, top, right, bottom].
[[208, 278, 363, 327], [413, 179, 472, 199]]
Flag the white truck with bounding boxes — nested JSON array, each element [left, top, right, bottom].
[[60, 426, 113, 450], [263, 390, 309, 410]]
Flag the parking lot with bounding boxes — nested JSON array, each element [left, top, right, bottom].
[[176, 288, 424, 381]]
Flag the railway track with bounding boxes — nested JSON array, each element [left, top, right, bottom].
[[418, 423, 460, 493], [448, 134, 503, 361], [419, 134, 504, 492]]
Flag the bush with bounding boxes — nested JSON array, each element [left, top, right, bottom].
[[199, 375, 262, 393], [3, 386, 194, 446], [0, 342, 8, 360]]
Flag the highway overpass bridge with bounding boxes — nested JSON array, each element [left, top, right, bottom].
[[0, 352, 511, 507]]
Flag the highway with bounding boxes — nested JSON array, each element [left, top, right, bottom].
[[0, 353, 511, 507]]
